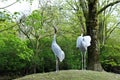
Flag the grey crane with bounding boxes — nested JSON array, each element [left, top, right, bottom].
[[51, 26, 65, 72], [76, 34, 91, 70]]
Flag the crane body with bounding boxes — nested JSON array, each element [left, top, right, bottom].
[[51, 27, 65, 72], [76, 34, 91, 70]]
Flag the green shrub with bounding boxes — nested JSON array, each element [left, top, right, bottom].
[[100, 44, 120, 71], [0, 34, 33, 72]]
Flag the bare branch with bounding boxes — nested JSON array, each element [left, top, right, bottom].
[[66, 0, 77, 11], [18, 20, 35, 47], [0, 1, 18, 9], [74, 0, 79, 10], [97, 0, 120, 15], [79, 0, 88, 19], [106, 22, 120, 40]]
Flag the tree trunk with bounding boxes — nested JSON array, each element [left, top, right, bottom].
[[86, 0, 103, 71]]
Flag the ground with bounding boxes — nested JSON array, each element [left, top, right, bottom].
[[14, 70, 120, 80]]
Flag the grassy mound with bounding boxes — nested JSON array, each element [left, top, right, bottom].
[[14, 70, 120, 80]]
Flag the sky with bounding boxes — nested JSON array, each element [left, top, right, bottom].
[[0, 0, 64, 15], [0, 0, 39, 15]]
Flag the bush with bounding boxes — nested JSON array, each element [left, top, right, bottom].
[[100, 44, 120, 72], [0, 34, 33, 73]]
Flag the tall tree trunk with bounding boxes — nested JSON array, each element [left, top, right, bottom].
[[86, 0, 103, 71]]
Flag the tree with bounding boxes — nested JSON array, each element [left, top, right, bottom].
[[17, 1, 62, 73], [18, 10, 47, 73], [85, 0, 120, 71]]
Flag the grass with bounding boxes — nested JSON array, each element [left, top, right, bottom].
[[14, 70, 120, 80]]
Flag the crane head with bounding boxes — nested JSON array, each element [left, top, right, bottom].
[[81, 33, 83, 36]]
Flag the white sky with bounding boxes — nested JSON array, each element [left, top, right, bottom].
[[0, 0, 39, 15]]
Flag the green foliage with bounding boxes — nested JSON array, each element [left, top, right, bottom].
[[39, 37, 55, 72], [58, 36, 81, 69], [0, 34, 33, 72], [0, 21, 17, 35], [100, 35, 120, 71], [0, 10, 11, 21], [26, 10, 42, 28], [25, 36, 81, 73]]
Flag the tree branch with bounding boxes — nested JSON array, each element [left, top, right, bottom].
[[106, 22, 120, 40], [79, 0, 88, 19], [0, 1, 18, 9], [66, 0, 77, 11], [97, 0, 120, 15]]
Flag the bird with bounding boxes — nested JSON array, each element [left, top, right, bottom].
[[76, 33, 91, 70], [51, 26, 65, 72]]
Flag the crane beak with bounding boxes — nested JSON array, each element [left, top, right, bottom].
[[76, 47, 79, 49]]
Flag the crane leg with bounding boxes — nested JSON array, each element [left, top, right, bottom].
[[56, 57, 59, 72], [81, 52, 83, 70], [84, 52, 86, 70]]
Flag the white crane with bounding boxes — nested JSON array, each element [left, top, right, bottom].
[[76, 34, 91, 70], [51, 26, 65, 72]]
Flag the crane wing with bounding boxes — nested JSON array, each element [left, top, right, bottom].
[[60, 50, 65, 62], [76, 36, 83, 48], [83, 36, 91, 47], [51, 42, 65, 62]]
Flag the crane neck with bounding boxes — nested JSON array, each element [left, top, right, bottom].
[[53, 34, 56, 42]]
